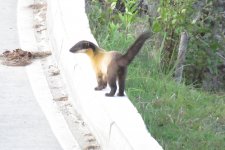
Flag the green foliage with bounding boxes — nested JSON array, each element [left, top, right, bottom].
[[184, 0, 225, 90], [153, 0, 194, 34], [150, 0, 225, 89], [117, 0, 138, 32], [86, 0, 225, 149], [88, 0, 140, 41], [88, 0, 225, 90], [151, 0, 195, 71]]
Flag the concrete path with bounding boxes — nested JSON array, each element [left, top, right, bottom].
[[0, 66, 62, 150], [0, 0, 73, 149]]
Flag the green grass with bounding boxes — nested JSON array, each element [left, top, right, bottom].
[[86, 2, 225, 150]]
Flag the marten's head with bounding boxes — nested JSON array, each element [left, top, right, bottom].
[[69, 40, 97, 53]]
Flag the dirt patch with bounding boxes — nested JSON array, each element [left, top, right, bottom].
[[0, 49, 51, 66], [28, 3, 46, 10]]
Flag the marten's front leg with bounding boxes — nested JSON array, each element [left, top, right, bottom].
[[94, 73, 107, 90]]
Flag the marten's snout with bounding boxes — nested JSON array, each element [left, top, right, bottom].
[[69, 47, 76, 53], [69, 44, 79, 53], [70, 40, 97, 53], [69, 41, 86, 53]]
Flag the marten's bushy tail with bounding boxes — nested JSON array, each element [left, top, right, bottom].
[[69, 40, 98, 52], [118, 31, 151, 67]]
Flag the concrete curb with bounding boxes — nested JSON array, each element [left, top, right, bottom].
[[47, 0, 163, 149], [17, 0, 81, 149]]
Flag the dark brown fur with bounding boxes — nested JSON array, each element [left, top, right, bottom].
[[70, 31, 150, 96]]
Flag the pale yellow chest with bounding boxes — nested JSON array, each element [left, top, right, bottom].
[[85, 49, 119, 76], [92, 52, 110, 75]]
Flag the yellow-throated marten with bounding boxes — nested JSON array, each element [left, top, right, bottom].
[[69, 31, 150, 97]]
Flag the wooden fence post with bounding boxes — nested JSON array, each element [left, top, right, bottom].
[[174, 32, 189, 83]]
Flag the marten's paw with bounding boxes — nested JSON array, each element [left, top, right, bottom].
[[117, 93, 125, 96], [105, 93, 114, 97], [94, 86, 104, 91]]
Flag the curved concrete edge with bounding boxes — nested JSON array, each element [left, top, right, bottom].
[[47, 0, 163, 149], [17, 0, 81, 150]]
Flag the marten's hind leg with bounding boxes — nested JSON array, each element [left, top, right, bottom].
[[117, 67, 127, 96], [105, 69, 117, 97]]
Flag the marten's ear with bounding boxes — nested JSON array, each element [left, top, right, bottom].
[[70, 40, 97, 53]]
